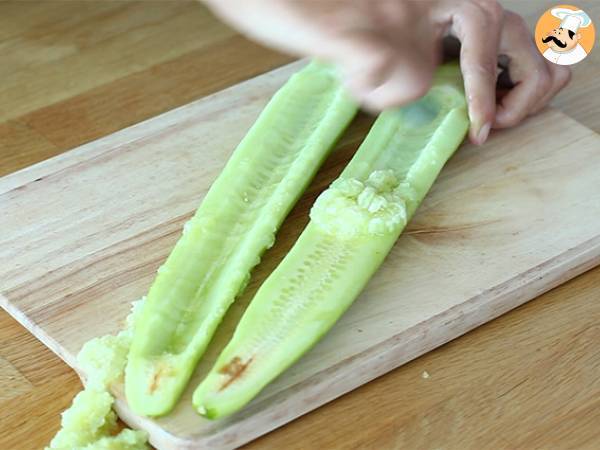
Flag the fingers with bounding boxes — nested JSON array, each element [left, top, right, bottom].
[[529, 62, 571, 114], [334, 33, 435, 111], [208, 0, 571, 127], [350, 60, 434, 112], [494, 61, 550, 128], [323, 5, 437, 112], [206, 0, 438, 112], [494, 12, 570, 128], [450, 0, 504, 145]]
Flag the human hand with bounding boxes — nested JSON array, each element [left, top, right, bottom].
[[203, 0, 570, 145]]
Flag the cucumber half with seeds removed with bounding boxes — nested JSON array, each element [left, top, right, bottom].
[[193, 63, 470, 419], [125, 61, 358, 416]]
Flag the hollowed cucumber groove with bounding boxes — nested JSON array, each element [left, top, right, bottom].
[[192, 63, 470, 419], [125, 61, 358, 416]]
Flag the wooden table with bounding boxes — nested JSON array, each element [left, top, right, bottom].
[[1, 2, 598, 449]]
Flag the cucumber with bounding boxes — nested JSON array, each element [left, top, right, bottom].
[[125, 61, 358, 416], [192, 63, 469, 419], [47, 300, 148, 450]]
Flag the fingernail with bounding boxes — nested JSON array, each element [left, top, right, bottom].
[[476, 122, 491, 145]]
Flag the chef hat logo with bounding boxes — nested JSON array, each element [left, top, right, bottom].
[[551, 8, 592, 33], [534, 4, 595, 66]]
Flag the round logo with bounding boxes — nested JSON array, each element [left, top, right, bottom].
[[535, 4, 595, 65]]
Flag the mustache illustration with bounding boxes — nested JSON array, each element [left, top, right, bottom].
[[542, 35, 567, 48]]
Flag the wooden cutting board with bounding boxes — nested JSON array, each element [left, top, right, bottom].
[[1, 61, 599, 450]]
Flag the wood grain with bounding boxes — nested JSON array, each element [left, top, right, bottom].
[[0, 1, 599, 449], [0, 1, 291, 177], [2, 59, 600, 448]]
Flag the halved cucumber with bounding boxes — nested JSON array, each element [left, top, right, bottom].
[[192, 63, 469, 419], [125, 61, 358, 416]]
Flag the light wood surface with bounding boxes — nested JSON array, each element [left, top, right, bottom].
[[1, 1, 599, 449], [3, 56, 600, 448]]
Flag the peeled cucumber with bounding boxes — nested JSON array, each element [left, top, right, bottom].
[[192, 63, 470, 419], [125, 61, 357, 416]]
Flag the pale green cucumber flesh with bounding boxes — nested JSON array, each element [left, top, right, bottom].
[[192, 63, 469, 419], [125, 61, 357, 416]]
